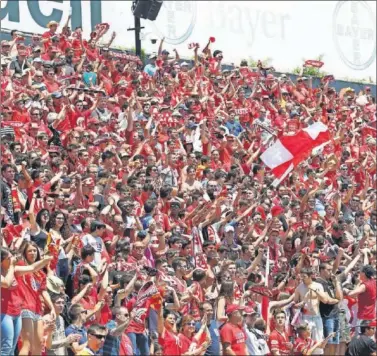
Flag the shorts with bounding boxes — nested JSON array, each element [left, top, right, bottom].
[[323, 317, 340, 345], [21, 309, 42, 322], [302, 314, 324, 342], [339, 311, 351, 343]]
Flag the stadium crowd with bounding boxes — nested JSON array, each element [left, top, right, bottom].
[[0, 17, 376, 356]]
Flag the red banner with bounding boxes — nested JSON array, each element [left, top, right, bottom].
[[305, 60, 324, 68], [108, 51, 142, 65]]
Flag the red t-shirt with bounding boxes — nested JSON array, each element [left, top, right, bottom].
[[268, 329, 292, 355], [294, 336, 315, 355], [158, 329, 181, 356], [178, 333, 194, 354], [120, 333, 134, 355], [1, 276, 23, 316], [220, 323, 248, 356], [17, 264, 46, 315], [358, 278, 377, 320], [80, 288, 99, 327]]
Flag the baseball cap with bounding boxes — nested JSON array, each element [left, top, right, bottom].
[[224, 225, 235, 233], [33, 46, 42, 52], [226, 304, 245, 315], [52, 91, 63, 99], [33, 57, 43, 63], [244, 306, 259, 316], [180, 61, 189, 67], [1, 40, 10, 46]]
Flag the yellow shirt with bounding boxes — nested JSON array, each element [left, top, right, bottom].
[[77, 348, 95, 356]]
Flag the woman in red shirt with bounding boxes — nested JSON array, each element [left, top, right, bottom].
[[1, 247, 53, 356], [157, 308, 180, 356], [15, 242, 55, 356], [177, 315, 208, 354]]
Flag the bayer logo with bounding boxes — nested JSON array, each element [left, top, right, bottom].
[[150, 1, 197, 45], [333, 1, 376, 70]]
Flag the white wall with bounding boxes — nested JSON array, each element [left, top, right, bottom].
[[1, 0, 376, 80]]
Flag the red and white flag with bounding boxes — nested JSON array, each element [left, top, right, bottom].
[[260, 122, 331, 186]]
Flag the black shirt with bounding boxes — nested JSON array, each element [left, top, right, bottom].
[[316, 277, 339, 318], [345, 334, 376, 356]]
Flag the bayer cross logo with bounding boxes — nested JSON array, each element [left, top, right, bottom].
[[333, 1, 376, 70], [150, 1, 197, 45]]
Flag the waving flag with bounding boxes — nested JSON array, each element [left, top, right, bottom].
[[260, 122, 331, 186]]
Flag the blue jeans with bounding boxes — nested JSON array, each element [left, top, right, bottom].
[[323, 317, 340, 345], [127, 332, 149, 356], [1, 313, 22, 356]]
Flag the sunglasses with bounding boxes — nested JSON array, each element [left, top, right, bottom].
[[90, 333, 106, 340], [185, 322, 196, 326]]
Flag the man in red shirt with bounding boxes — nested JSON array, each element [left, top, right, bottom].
[[344, 264, 376, 329], [220, 304, 248, 355], [269, 310, 293, 355]]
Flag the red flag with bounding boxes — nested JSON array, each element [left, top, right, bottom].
[[361, 124, 376, 145], [260, 122, 331, 186]]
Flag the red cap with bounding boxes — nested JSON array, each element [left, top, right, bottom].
[[271, 205, 284, 217], [243, 306, 256, 315], [226, 304, 244, 315]]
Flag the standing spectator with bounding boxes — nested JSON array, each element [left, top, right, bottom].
[[268, 310, 293, 355], [44, 293, 82, 356], [344, 265, 376, 327], [1, 164, 20, 224], [345, 320, 377, 356], [244, 312, 270, 356], [65, 304, 90, 355], [78, 323, 107, 356], [102, 306, 132, 355], [220, 304, 248, 356], [18, 241, 56, 356], [316, 262, 343, 355]]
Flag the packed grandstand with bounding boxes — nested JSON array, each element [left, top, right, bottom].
[[0, 12, 376, 356]]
